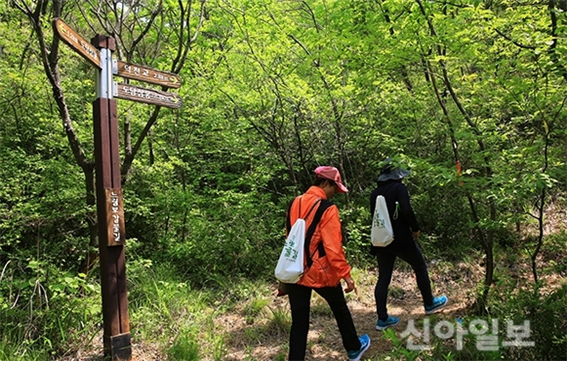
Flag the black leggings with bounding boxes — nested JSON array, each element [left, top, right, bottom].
[[285, 283, 361, 360], [375, 241, 433, 321]]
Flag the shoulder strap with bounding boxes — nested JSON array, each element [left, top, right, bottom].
[[303, 198, 322, 220], [285, 197, 297, 233], [305, 200, 334, 269], [375, 183, 396, 215], [286, 196, 320, 232], [285, 197, 334, 269]]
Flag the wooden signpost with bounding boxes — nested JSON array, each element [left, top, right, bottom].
[[114, 83, 183, 109], [54, 18, 101, 69], [115, 60, 181, 89], [52, 18, 182, 361]]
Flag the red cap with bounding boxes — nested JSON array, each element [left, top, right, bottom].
[[314, 166, 348, 193]]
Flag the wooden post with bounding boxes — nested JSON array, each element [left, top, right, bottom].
[[53, 18, 181, 360], [92, 35, 131, 361]]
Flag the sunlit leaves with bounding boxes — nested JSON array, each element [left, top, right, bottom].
[[2, 0, 567, 306]]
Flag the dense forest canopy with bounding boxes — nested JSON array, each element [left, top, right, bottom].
[[0, 0, 565, 361]]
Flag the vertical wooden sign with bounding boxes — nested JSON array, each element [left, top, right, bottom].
[[105, 189, 125, 246]]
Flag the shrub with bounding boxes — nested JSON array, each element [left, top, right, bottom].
[[493, 284, 567, 360]]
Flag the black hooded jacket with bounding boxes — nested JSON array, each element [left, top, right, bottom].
[[369, 180, 420, 254]]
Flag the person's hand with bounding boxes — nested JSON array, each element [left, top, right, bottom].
[[412, 230, 421, 240], [344, 277, 356, 293]]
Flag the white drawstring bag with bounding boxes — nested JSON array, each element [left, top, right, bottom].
[[275, 217, 306, 283], [371, 195, 394, 247]]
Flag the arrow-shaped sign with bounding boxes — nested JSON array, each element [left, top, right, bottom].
[[52, 18, 101, 69], [115, 61, 181, 89], [114, 83, 182, 109]]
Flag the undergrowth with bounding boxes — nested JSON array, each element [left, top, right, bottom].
[[1, 244, 565, 360]]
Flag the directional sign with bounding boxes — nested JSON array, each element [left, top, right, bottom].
[[52, 18, 101, 69], [114, 83, 182, 109], [115, 61, 181, 89]]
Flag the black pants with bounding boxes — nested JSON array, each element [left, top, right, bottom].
[[375, 241, 433, 321], [285, 283, 361, 361]]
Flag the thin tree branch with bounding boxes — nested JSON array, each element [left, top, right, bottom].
[[494, 28, 536, 50]]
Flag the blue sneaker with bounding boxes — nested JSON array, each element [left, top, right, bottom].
[[425, 295, 448, 314], [347, 334, 371, 361], [376, 316, 399, 330]]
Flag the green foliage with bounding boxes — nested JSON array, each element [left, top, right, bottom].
[[341, 204, 375, 266], [128, 264, 287, 360], [154, 191, 283, 282], [376, 280, 566, 361], [541, 230, 567, 276], [2, 0, 567, 360], [491, 283, 567, 360], [167, 330, 200, 361], [380, 319, 505, 361], [381, 328, 420, 361], [268, 306, 292, 335], [0, 260, 100, 360], [243, 297, 269, 324]]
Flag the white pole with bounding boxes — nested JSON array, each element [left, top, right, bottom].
[[96, 47, 113, 99]]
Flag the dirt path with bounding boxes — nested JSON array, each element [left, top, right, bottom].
[[75, 256, 562, 361], [215, 261, 477, 361]]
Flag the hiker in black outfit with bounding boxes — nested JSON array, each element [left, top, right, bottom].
[[369, 159, 447, 330]]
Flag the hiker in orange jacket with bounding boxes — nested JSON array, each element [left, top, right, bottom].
[[282, 166, 370, 361]]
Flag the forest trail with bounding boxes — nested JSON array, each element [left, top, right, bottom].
[[213, 259, 481, 361], [72, 254, 563, 361]]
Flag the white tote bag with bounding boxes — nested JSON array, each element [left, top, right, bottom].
[[274, 218, 306, 283], [371, 195, 394, 247]]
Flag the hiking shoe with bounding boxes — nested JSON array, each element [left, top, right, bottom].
[[425, 295, 448, 314], [347, 334, 371, 361], [376, 316, 399, 330]]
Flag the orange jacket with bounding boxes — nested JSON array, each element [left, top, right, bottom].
[[286, 186, 352, 288]]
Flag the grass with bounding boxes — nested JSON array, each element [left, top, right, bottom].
[[126, 261, 292, 360], [0, 262, 102, 361], [127, 245, 565, 361], [1, 240, 566, 361], [167, 330, 200, 361], [268, 306, 291, 334]]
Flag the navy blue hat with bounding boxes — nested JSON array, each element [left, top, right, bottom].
[[377, 158, 411, 182]]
